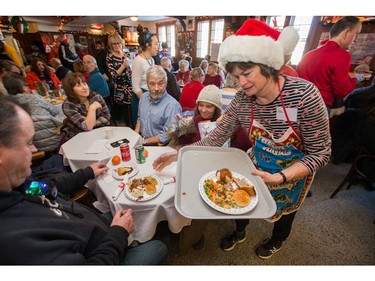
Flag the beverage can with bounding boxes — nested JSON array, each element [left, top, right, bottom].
[[135, 145, 146, 164], [120, 143, 131, 161]]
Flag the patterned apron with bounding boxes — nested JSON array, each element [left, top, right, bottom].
[[248, 92, 315, 222]]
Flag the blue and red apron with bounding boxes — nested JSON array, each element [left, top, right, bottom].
[[248, 93, 314, 222]]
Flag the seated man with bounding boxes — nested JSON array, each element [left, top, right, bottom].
[[135, 65, 182, 146], [83, 55, 110, 102], [50, 57, 72, 81], [0, 95, 167, 265]]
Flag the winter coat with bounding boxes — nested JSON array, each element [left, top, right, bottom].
[[32, 115, 63, 152]]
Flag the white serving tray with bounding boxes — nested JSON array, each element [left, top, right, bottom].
[[175, 146, 276, 219]]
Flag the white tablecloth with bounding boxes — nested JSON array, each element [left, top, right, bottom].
[[60, 126, 141, 172], [94, 146, 191, 243]]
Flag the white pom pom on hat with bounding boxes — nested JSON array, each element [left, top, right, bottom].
[[218, 19, 299, 70], [196, 85, 222, 111]]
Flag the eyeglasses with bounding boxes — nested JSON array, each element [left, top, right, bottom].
[[111, 42, 122, 46]]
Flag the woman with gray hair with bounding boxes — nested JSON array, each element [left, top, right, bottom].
[[175, 59, 191, 86], [199, 59, 208, 75]]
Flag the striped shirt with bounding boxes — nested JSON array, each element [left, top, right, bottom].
[[220, 88, 237, 111], [195, 76, 332, 174]]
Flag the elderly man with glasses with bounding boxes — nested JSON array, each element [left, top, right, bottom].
[[83, 55, 110, 108]]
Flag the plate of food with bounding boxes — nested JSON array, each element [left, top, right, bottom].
[[198, 168, 258, 215], [111, 161, 139, 180], [50, 99, 63, 105], [124, 174, 163, 201]]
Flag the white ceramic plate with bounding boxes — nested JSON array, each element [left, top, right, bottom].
[[111, 162, 139, 180], [124, 174, 163, 202], [198, 170, 258, 215]]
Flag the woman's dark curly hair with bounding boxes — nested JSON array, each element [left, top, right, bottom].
[[137, 24, 156, 51], [30, 58, 52, 79]]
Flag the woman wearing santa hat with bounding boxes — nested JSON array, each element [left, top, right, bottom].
[[153, 19, 331, 259]]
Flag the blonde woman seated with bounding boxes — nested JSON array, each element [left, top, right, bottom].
[[61, 72, 110, 141]]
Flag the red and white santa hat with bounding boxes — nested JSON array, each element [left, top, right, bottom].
[[218, 19, 299, 70]]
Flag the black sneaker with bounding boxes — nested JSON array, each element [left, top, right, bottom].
[[220, 231, 246, 252], [255, 238, 282, 259]]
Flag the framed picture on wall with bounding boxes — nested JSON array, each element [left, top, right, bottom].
[[79, 36, 88, 47], [187, 19, 194, 31], [121, 26, 138, 45]]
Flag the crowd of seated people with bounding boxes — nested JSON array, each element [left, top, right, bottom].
[[2, 16, 375, 265]]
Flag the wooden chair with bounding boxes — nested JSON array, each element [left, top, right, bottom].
[[330, 151, 375, 199], [72, 187, 90, 202], [32, 151, 46, 167], [32, 151, 45, 160]]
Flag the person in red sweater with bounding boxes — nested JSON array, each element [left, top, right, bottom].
[[175, 59, 191, 86], [26, 58, 61, 91], [203, 62, 222, 88], [179, 67, 205, 111], [296, 16, 363, 110]]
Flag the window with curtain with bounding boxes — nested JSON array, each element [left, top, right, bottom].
[[197, 18, 224, 58], [157, 24, 176, 56]]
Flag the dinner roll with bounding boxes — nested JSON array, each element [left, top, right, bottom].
[[233, 189, 250, 207], [145, 184, 157, 195]]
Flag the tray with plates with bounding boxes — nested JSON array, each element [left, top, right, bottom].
[[175, 146, 276, 219]]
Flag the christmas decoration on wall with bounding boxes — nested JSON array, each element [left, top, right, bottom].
[[11, 16, 29, 33]]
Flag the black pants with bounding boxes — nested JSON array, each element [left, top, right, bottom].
[[113, 103, 133, 128], [235, 211, 297, 242]]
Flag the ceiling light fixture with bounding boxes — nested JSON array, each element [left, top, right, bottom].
[[130, 16, 138, 22]]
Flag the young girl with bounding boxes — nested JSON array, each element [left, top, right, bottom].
[[178, 85, 222, 146]]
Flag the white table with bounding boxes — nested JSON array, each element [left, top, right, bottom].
[[94, 146, 192, 243], [60, 126, 141, 172]]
